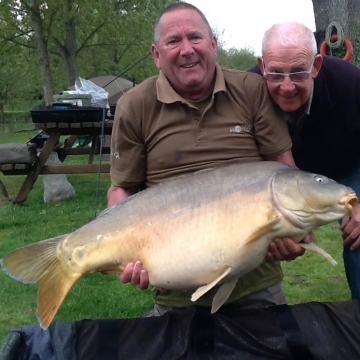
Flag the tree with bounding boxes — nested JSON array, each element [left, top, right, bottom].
[[0, 0, 174, 105], [312, 0, 360, 64], [0, 23, 42, 115], [217, 47, 257, 71]]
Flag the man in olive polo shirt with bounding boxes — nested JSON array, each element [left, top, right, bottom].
[[108, 3, 303, 315]]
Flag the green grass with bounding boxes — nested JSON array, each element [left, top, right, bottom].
[[0, 174, 154, 343], [0, 126, 153, 342], [0, 123, 37, 144], [0, 124, 351, 344], [282, 224, 350, 303]]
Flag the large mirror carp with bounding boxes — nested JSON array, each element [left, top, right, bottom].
[[1, 161, 357, 329]]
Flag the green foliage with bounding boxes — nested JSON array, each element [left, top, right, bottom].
[[1, 111, 31, 123], [0, 44, 41, 114], [217, 47, 257, 71], [73, 0, 174, 83], [0, 0, 175, 105], [0, 0, 257, 108]]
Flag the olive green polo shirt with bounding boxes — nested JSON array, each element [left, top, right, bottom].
[[110, 64, 291, 187], [110, 64, 292, 308]]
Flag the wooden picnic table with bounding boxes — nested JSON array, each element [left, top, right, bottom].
[[1, 116, 113, 204]]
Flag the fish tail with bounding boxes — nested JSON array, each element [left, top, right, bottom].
[[37, 258, 81, 329], [1, 235, 81, 329]]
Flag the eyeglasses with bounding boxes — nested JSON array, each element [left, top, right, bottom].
[[262, 62, 314, 83]]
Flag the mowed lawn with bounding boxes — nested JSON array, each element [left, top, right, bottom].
[[0, 125, 351, 344]]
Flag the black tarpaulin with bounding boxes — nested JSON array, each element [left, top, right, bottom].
[[2, 300, 360, 360]]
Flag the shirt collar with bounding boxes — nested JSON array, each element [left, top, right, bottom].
[[305, 81, 314, 115], [156, 63, 226, 104]]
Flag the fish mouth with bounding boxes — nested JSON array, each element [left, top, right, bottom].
[[340, 193, 358, 215]]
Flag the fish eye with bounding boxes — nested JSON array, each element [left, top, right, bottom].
[[315, 176, 324, 182]]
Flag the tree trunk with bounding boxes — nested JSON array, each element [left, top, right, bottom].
[[28, 0, 54, 105], [312, 0, 360, 64], [63, 0, 78, 86], [53, 0, 78, 87]]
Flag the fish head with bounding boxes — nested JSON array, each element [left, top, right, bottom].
[[272, 167, 358, 229]]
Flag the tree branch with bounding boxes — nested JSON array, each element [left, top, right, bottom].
[[76, 22, 106, 54]]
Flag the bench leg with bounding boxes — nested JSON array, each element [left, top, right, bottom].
[[88, 136, 99, 164], [13, 134, 60, 204], [59, 135, 78, 162], [12, 163, 40, 204]]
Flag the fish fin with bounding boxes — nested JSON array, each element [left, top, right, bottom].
[[211, 279, 238, 313], [243, 217, 281, 245], [300, 242, 337, 266], [191, 267, 232, 302], [1, 235, 66, 283], [37, 260, 81, 329], [1, 235, 81, 329]]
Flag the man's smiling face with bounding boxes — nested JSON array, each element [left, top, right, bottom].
[[260, 46, 322, 113], [151, 8, 218, 101]]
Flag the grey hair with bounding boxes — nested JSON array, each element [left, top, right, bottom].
[[262, 21, 317, 57], [153, 2, 213, 44]]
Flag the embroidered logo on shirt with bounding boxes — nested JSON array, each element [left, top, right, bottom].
[[230, 125, 250, 133], [111, 151, 120, 159]]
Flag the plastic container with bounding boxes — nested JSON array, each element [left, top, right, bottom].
[[53, 94, 92, 107]]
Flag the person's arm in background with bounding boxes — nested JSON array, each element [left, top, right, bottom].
[[265, 149, 296, 167], [341, 204, 360, 250], [338, 164, 360, 250]]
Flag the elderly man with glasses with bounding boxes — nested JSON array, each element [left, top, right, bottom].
[[250, 21, 360, 300]]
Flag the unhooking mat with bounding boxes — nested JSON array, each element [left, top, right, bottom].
[[1, 300, 360, 360]]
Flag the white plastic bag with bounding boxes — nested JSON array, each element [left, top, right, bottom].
[[43, 152, 76, 202], [75, 77, 109, 108]]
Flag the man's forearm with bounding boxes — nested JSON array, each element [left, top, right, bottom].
[[107, 184, 139, 207], [266, 149, 297, 168]]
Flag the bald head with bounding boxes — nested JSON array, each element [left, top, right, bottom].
[[153, 2, 213, 44], [262, 21, 317, 57]]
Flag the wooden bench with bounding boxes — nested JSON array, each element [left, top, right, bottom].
[[0, 120, 113, 204], [0, 163, 34, 175]]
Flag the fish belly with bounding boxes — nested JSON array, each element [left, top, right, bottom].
[[133, 192, 275, 289]]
